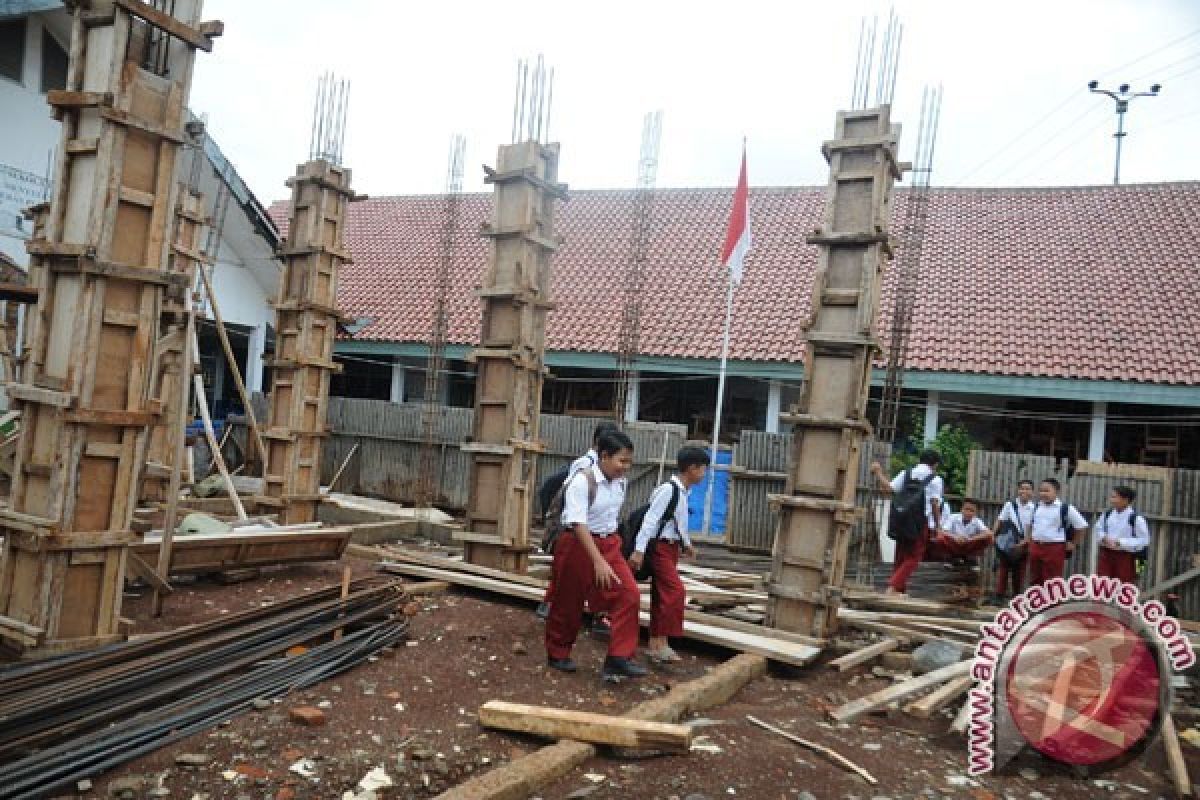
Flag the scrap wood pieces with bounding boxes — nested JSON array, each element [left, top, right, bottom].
[[747, 715, 877, 785], [829, 659, 973, 723], [479, 701, 693, 752]]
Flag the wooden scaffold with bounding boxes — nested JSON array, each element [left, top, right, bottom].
[[0, 0, 221, 654], [767, 17, 907, 639], [461, 57, 566, 572], [259, 74, 355, 525]]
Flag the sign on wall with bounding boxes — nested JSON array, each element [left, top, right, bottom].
[[0, 163, 51, 241]]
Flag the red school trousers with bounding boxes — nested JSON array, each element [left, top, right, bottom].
[[888, 527, 928, 593], [545, 531, 640, 661], [649, 541, 685, 638], [995, 555, 1027, 597], [1027, 541, 1067, 587], [1097, 547, 1138, 585], [931, 532, 991, 559]]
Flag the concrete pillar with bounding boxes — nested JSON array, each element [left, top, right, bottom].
[[765, 380, 782, 434], [390, 357, 406, 404], [245, 323, 265, 393], [1088, 401, 1107, 462], [623, 374, 640, 423], [923, 390, 939, 444]]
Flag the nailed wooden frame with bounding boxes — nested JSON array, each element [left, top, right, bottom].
[[0, 0, 211, 654]]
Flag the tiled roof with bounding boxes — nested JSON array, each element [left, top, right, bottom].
[[267, 181, 1200, 385]]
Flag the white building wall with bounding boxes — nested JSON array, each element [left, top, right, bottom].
[[0, 13, 63, 266]]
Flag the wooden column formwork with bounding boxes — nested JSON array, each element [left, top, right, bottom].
[[766, 106, 902, 640], [461, 141, 566, 572], [0, 0, 217, 654], [258, 160, 353, 525], [141, 184, 207, 504]]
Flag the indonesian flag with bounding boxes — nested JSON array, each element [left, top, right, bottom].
[[720, 145, 751, 286]]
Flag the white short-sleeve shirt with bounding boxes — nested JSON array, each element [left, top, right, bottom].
[[999, 499, 1036, 535], [890, 464, 944, 521], [1095, 507, 1151, 552], [635, 476, 691, 552], [561, 464, 626, 536], [1030, 499, 1088, 543], [944, 513, 989, 539]]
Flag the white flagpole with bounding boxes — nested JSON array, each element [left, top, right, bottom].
[[701, 271, 736, 537]]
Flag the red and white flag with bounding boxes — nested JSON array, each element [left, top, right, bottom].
[[720, 145, 751, 287]]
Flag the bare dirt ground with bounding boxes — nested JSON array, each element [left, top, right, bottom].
[[62, 555, 1199, 800]]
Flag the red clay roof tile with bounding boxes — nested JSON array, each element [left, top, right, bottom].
[[268, 181, 1200, 385]]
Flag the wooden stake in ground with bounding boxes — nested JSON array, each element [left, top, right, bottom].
[[153, 310, 195, 617], [334, 565, 352, 641], [479, 701, 692, 752], [197, 261, 267, 470], [1161, 714, 1193, 797], [747, 715, 877, 785]]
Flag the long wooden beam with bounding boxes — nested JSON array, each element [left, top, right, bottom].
[[478, 702, 692, 752]]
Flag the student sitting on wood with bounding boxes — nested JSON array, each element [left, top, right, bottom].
[[627, 446, 710, 664], [931, 497, 993, 560], [1095, 485, 1150, 585], [544, 429, 647, 681]]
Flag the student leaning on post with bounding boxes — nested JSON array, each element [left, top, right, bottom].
[[628, 446, 710, 664], [544, 429, 647, 682]]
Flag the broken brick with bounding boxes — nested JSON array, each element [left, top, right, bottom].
[[289, 706, 326, 727]]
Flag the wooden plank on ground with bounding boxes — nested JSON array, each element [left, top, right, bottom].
[[905, 674, 974, 719], [381, 562, 822, 666], [436, 654, 766, 800], [829, 638, 900, 672], [1161, 714, 1194, 797], [829, 659, 973, 723], [478, 701, 692, 752]]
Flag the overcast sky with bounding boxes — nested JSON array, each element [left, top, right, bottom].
[[189, 0, 1200, 202]]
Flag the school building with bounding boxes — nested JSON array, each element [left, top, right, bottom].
[[269, 180, 1200, 468]]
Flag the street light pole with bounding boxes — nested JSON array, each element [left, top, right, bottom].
[[1088, 80, 1161, 185]]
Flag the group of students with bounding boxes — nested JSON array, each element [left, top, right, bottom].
[[540, 423, 711, 682], [871, 449, 1151, 599]]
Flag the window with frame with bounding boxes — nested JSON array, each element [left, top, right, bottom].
[[41, 28, 67, 93], [0, 18, 26, 84]]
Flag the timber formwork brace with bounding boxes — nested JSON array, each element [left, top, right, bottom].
[[461, 141, 566, 572], [0, 0, 218, 654], [141, 177, 209, 504], [258, 160, 354, 524], [766, 106, 904, 640]]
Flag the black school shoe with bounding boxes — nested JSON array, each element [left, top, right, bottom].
[[547, 657, 577, 673], [536, 602, 551, 620], [589, 614, 612, 640], [601, 656, 648, 682]]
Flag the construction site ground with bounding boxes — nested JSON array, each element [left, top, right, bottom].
[[83, 553, 1198, 800]]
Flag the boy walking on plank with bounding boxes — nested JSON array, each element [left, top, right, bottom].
[[545, 429, 646, 681], [870, 449, 944, 596], [628, 446, 711, 664]]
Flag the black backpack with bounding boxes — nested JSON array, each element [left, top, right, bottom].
[[1100, 506, 1149, 564], [537, 456, 594, 521], [888, 468, 935, 542], [621, 482, 682, 581], [995, 499, 1027, 565], [540, 470, 597, 555]]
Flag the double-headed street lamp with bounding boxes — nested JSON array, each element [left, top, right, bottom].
[[1087, 81, 1162, 185]]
